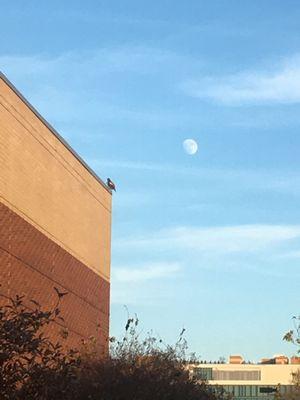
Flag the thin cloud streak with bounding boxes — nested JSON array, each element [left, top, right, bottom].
[[0, 49, 204, 129], [113, 262, 181, 283], [183, 54, 300, 105], [111, 224, 300, 305], [115, 224, 300, 254], [91, 159, 164, 172], [275, 250, 300, 259], [0, 47, 181, 76], [111, 262, 181, 305], [91, 158, 300, 195]]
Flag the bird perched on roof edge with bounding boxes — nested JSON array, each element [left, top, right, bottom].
[[107, 178, 116, 192]]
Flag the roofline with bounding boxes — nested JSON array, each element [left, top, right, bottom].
[[0, 71, 111, 194]]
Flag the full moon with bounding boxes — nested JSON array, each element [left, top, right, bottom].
[[183, 138, 198, 155]]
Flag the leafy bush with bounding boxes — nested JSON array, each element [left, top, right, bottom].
[[76, 316, 228, 400], [0, 293, 227, 400], [0, 292, 78, 400]]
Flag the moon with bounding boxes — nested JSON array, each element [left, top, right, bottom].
[[183, 139, 198, 155]]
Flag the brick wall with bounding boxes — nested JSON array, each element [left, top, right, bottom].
[[0, 75, 112, 280], [0, 200, 110, 354]]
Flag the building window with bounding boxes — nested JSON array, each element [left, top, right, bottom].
[[193, 367, 213, 380], [213, 370, 261, 381]]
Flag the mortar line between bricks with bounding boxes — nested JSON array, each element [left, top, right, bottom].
[[0, 244, 108, 315]]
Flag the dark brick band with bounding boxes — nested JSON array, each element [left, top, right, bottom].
[[0, 201, 110, 354]]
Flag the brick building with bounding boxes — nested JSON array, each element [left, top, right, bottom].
[[0, 73, 112, 354]]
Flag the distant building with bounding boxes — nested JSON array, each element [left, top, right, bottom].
[[260, 354, 289, 365], [189, 354, 300, 399], [229, 355, 244, 365], [291, 356, 300, 365], [0, 73, 112, 354]]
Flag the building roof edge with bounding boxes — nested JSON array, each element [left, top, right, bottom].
[[0, 71, 111, 194]]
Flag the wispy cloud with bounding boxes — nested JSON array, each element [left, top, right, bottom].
[[111, 224, 300, 304], [183, 54, 300, 105], [90, 159, 164, 172], [274, 250, 300, 259], [113, 262, 181, 283], [111, 262, 181, 305], [90, 158, 300, 197], [116, 224, 300, 255], [0, 47, 186, 77], [0, 48, 203, 131]]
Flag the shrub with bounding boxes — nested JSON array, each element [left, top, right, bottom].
[[0, 292, 78, 400], [75, 316, 228, 400], [0, 293, 227, 400]]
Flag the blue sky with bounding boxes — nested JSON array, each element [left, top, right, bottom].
[[1, 0, 300, 361]]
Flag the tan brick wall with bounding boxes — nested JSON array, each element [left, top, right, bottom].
[[0, 76, 111, 281]]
